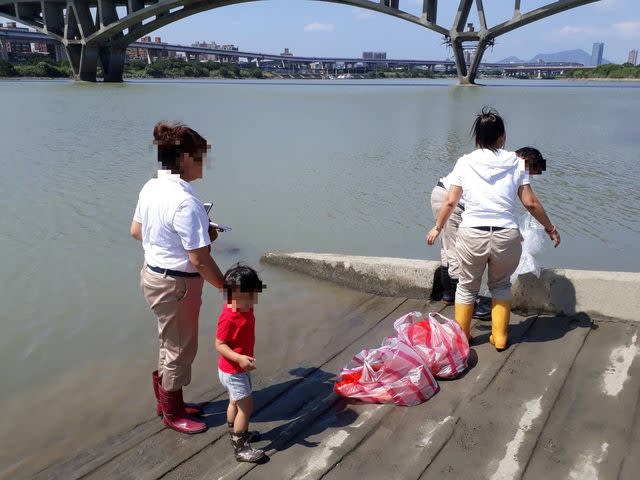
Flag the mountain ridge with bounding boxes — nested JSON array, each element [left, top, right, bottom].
[[495, 49, 611, 65]]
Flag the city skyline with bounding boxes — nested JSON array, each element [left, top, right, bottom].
[[1, 0, 638, 63]]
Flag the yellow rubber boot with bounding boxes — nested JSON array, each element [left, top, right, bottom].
[[454, 303, 474, 341], [490, 300, 511, 351]]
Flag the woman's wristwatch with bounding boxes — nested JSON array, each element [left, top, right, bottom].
[[434, 225, 442, 232], [545, 225, 557, 235]]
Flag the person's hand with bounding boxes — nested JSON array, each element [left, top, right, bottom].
[[546, 225, 561, 248], [238, 355, 256, 371], [208, 224, 218, 243], [426, 227, 441, 246]]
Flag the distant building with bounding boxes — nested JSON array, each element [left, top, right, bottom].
[[126, 35, 173, 62], [362, 51, 387, 60], [1, 22, 28, 32], [32, 42, 65, 61], [464, 50, 471, 66], [1, 22, 32, 57], [192, 41, 219, 62], [281, 48, 293, 57], [591, 42, 604, 66], [189, 41, 238, 63], [219, 44, 238, 63], [628, 49, 638, 65]]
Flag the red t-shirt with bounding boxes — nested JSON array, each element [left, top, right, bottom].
[[216, 306, 255, 374]]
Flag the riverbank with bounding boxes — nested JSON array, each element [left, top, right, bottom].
[[565, 77, 640, 82], [3, 74, 640, 83]]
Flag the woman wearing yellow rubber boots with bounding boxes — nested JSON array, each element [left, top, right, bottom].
[[426, 108, 560, 351]]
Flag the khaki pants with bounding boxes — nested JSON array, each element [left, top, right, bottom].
[[430, 185, 464, 278], [140, 266, 204, 392], [455, 227, 522, 304]]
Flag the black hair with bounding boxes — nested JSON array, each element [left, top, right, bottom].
[[516, 146, 547, 173], [153, 121, 208, 174], [224, 263, 265, 303], [471, 107, 506, 152]]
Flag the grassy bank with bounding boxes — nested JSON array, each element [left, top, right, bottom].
[[563, 63, 640, 79]]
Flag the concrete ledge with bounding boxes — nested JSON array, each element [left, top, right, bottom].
[[261, 252, 439, 299], [261, 252, 640, 322], [511, 269, 640, 321]]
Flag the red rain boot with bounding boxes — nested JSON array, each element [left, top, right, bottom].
[[158, 384, 208, 434], [152, 370, 203, 417]]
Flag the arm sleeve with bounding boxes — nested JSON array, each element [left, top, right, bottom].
[[133, 198, 142, 223], [519, 160, 531, 186], [216, 315, 238, 344], [172, 197, 211, 251], [448, 158, 465, 187]]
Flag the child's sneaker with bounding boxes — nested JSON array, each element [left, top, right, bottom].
[[230, 431, 266, 463]]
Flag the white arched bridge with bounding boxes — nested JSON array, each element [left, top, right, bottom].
[[0, 0, 600, 83]]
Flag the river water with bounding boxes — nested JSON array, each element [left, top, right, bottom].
[[0, 78, 638, 477]]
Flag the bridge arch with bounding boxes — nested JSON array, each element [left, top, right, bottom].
[[0, 0, 600, 83]]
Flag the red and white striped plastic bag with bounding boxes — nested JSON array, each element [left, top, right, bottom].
[[334, 337, 439, 406], [393, 311, 469, 379]]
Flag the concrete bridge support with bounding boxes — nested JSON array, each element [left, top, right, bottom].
[[446, 0, 599, 84], [0, 38, 8, 61]]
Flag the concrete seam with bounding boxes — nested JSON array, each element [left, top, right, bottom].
[[33, 421, 167, 480], [519, 319, 595, 479], [235, 396, 345, 480], [399, 316, 536, 477], [72, 296, 406, 480], [316, 408, 392, 480], [153, 297, 410, 480], [415, 416, 462, 479], [467, 315, 539, 402], [615, 370, 640, 480]]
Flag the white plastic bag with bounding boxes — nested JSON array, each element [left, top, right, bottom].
[[334, 337, 439, 406], [511, 213, 547, 283], [334, 311, 470, 406], [392, 311, 469, 379]]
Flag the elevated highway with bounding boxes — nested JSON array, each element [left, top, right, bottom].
[[1, 26, 585, 76]]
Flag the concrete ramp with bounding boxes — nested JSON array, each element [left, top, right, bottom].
[[36, 283, 640, 480]]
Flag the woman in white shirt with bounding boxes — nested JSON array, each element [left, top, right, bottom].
[[427, 108, 560, 351], [130, 122, 224, 434]]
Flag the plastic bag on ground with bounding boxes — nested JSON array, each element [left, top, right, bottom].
[[334, 337, 439, 406], [511, 212, 548, 283], [392, 311, 470, 379]]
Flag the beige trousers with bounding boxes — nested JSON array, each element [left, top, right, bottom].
[[140, 266, 204, 391], [430, 185, 464, 278], [455, 227, 522, 304]]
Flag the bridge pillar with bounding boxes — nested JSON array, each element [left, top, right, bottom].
[[99, 46, 126, 82], [451, 38, 488, 85], [54, 43, 66, 62], [66, 44, 99, 82], [0, 39, 8, 61]]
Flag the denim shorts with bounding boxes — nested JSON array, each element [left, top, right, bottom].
[[218, 369, 252, 401]]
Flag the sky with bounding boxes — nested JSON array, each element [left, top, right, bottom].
[[2, 0, 639, 62]]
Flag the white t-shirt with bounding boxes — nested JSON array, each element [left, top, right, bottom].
[[448, 148, 530, 229], [133, 170, 210, 272], [439, 173, 465, 207]]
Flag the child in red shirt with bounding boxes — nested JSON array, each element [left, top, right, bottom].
[[216, 264, 266, 463]]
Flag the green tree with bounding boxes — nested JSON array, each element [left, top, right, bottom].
[[0, 59, 16, 77], [248, 67, 263, 78]]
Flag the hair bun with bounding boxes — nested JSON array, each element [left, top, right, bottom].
[[153, 121, 173, 145]]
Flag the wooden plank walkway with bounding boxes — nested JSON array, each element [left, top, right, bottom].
[[36, 294, 640, 480]]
